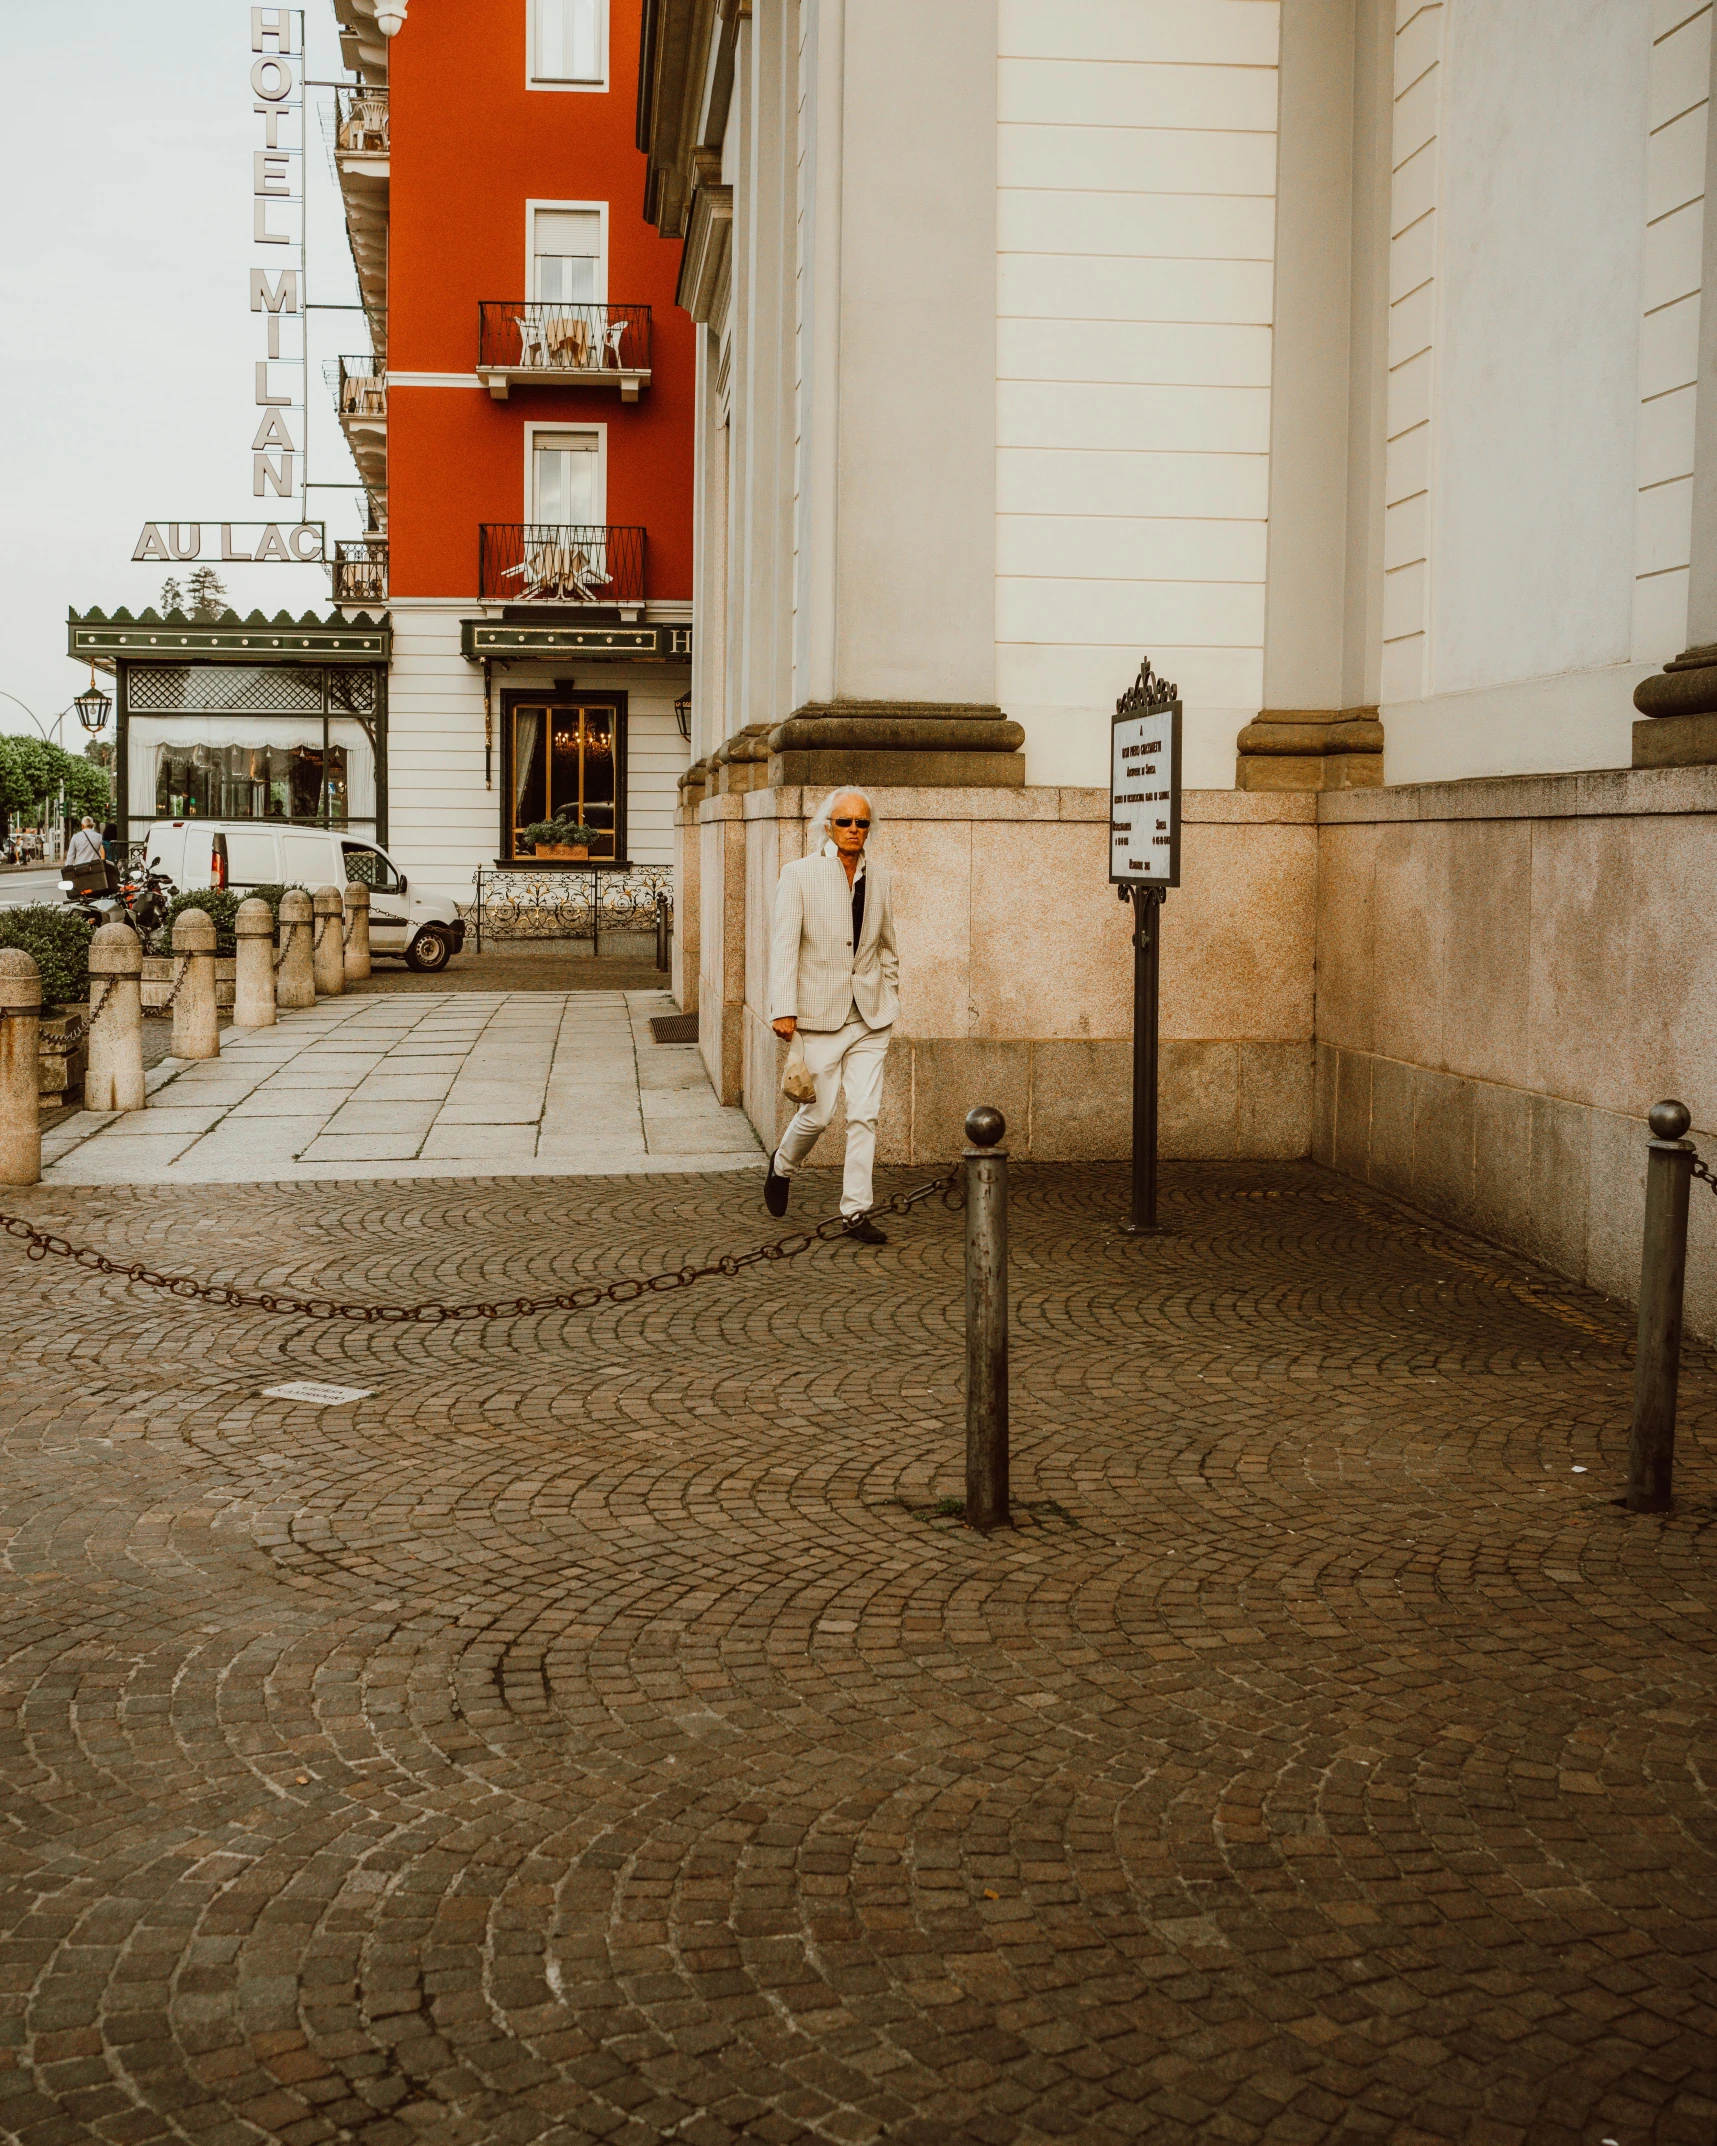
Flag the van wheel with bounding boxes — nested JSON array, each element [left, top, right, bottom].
[[405, 926, 453, 973]]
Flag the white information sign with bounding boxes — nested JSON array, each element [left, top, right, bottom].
[[1109, 684, 1181, 888]]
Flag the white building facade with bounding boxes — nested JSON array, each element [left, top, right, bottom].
[[643, 0, 1717, 1325]]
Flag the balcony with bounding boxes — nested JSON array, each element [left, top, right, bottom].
[[479, 525, 646, 611], [332, 537, 387, 608], [328, 355, 387, 495], [477, 303, 652, 402], [331, 85, 388, 343]]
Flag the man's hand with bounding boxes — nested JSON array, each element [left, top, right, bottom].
[[772, 1016, 797, 1039]]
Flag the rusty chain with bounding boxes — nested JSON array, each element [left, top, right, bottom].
[[143, 952, 195, 1021], [272, 919, 304, 975], [0, 1168, 965, 1324], [37, 979, 119, 1056]]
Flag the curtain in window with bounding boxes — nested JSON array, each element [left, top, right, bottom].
[[513, 709, 543, 822]]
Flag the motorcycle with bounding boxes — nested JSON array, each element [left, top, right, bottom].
[[60, 860, 172, 940]]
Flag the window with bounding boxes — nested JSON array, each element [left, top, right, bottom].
[[341, 843, 402, 893], [531, 429, 601, 525], [506, 695, 623, 861], [530, 0, 605, 86], [155, 741, 346, 824], [532, 208, 602, 304]]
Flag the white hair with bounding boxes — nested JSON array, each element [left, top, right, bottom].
[[807, 786, 877, 852]]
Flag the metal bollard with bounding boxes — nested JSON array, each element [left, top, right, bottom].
[[344, 881, 371, 982], [964, 1104, 1010, 1530], [312, 885, 345, 997], [276, 889, 315, 1010], [171, 908, 220, 1061], [0, 950, 41, 1186], [1627, 1098, 1697, 1513], [233, 898, 276, 1028], [86, 921, 145, 1112], [656, 897, 670, 974]]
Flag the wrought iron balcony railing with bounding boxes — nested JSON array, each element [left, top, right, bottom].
[[476, 303, 653, 401], [479, 524, 646, 606], [335, 84, 389, 158], [332, 538, 387, 606], [335, 355, 386, 420]]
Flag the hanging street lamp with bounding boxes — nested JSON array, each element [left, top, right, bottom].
[[74, 670, 113, 735]]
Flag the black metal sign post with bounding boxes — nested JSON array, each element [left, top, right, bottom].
[[1110, 659, 1182, 1234]]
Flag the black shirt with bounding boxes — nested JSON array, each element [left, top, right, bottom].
[[851, 869, 865, 952]]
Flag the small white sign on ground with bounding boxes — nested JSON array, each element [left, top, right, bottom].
[[262, 1381, 374, 1407]]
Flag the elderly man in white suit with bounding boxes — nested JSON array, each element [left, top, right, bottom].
[[764, 787, 899, 1243]]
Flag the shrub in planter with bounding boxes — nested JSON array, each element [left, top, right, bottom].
[[521, 819, 601, 857], [0, 905, 94, 1009], [152, 883, 307, 954]]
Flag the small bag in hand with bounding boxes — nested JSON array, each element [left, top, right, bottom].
[[781, 1035, 818, 1105]]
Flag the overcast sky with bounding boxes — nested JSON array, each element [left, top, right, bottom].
[[0, 1, 365, 741]]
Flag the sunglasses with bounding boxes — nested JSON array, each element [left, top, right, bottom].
[[833, 816, 870, 829]]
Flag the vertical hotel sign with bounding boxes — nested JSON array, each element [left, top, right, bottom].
[[248, 8, 306, 507]]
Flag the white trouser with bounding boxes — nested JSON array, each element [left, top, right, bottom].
[[775, 1018, 893, 1216]]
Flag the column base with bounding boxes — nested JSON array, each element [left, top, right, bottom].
[[767, 700, 1025, 791], [1235, 709, 1384, 791], [1632, 711, 1717, 768]]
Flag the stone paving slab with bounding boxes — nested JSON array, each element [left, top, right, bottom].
[[0, 1160, 1715, 2144], [41, 988, 761, 1184]]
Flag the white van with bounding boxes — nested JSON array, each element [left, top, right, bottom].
[[143, 821, 467, 973]]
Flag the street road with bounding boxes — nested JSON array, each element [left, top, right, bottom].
[[0, 866, 63, 909]]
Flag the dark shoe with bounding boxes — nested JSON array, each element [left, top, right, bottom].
[[764, 1155, 790, 1218], [843, 1214, 888, 1245]]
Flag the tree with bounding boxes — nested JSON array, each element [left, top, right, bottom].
[[84, 738, 115, 772], [161, 569, 229, 621]]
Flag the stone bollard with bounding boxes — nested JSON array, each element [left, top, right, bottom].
[[276, 889, 315, 1010], [171, 908, 220, 1061], [312, 885, 346, 997], [0, 949, 41, 1186], [86, 922, 145, 1113], [1627, 1099, 1697, 1513], [233, 898, 276, 1028], [343, 881, 371, 982]]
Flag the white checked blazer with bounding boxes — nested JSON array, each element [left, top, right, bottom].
[[769, 844, 900, 1031]]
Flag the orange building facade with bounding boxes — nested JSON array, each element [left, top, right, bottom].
[[331, 0, 693, 900]]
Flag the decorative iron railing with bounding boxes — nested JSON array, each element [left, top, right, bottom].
[[478, 302, 651, 376], [332, 538, 387, 605], [335, 355, 386, 418], [458, 865, 672, 955], [478, 523, 646, 605], [335, 84, 389, 156]]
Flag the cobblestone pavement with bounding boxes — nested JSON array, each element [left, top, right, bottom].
[[1, 1160, 1714, 2146]]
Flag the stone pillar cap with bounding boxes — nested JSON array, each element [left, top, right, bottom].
[[312, 884, 344, 910], [344, 880, 371, 903], [172, 908, 217, 952], [279, 888, 313, 917], [89, 921, 144, 973], [0, 949, 42, 1008], [234, 898, 275, 932]]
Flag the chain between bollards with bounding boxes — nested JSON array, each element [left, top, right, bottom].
[[963, 1105, 1010, 1531]]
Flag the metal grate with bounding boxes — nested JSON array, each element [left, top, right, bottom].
[[649, 1012, 698, 1044], [328, 667, 378, 714], [125, 665, 325, 715]]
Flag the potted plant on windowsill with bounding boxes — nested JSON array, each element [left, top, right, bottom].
[[521, 819, 602, 860]]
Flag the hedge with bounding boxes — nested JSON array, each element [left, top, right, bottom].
[[0, 906, 95, 1009], [154, 884, 307, 956]]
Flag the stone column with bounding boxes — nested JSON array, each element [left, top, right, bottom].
[[171, 908, 219, 1061], [233, 898, 276, 1028], [85, 922, 145, 1113], [277, 890, 315, 1010], [0, 949, 41, 1186], [771, 0, 1019, 791], [1635, 17, 1717, 764], [344, 882, 371, 981], [312, 886, 346, 997]]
